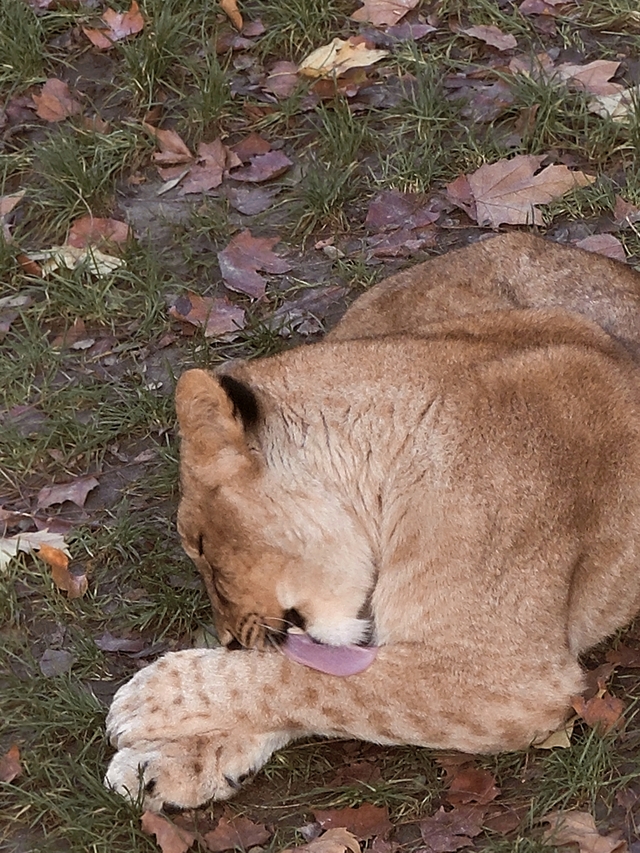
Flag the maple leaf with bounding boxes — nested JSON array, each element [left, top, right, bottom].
[[0, 745, 22, 783], [282, 828, 361, 853], [217, 230, 291, 299], [83, 1, 144, 49], [351, 0, 420, 26], [180, 140, 242, 194], [542, 810, 627, 853], [169, 293, 246, 339], [32, 78, 82, 122], [313, 804, 393, 840], [37, 476, 99, 510], [204, 815, 271, 852], [463, 154, 594, 228], [141, 811, 196, 853], [459, 25, 517, 51], [299, 38, 389, 79]]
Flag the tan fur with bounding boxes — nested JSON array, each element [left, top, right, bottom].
[[106, 233, 640, 810]]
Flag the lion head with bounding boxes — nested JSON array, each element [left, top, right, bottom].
[[175, 367, 375, 651]]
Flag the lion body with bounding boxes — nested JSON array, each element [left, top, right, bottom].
[[106, 233, 640, 810]]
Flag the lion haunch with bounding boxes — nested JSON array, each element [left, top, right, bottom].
[[105, 233, 640, 811]]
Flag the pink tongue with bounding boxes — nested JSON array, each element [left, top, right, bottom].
[[283, 631, 378, 676]]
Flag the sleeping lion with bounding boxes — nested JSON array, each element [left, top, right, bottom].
[[105, 232, 640, 811]]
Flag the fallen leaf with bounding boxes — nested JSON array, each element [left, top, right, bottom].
[[367, 226, 437, 257], [203, 816, 271, 851], [37, 476, 99, 510], [282, 828, 361, 853], [313, 804, 392, 840], [264, 61, 299, 99], [51, 317, 91, 349], [571, 691, 625, 733], [226, 186, 279, 215], [590, 86, 640, 123], [535, 717, 575, 749], [606, 644, 640, 668], [220, 0, 243, 31], [32, 78, 82, 122], [351, 0, 420, 26], [519, 0, 569, 14], [574, 234, 626, 262], [556, 60, 622, 96], [141, 810, 196, 853], [94, 631, 146, 653], [418, 805, 486, 853], [230, 150, 293, 183], [299, 38, 389, 79], [0, 191, 26, 218], [365, 190, 441, 231], [231, 133, 271, 162], [27, 246, 125, 276], [0, 529, 71, 572], [179, 140, 241, 194], [459, 25, 517, 51], [445, 174, 477, 219], [169, 293, 246, 338], [36, 542, 88, 598], [67, 217, 131, 249], [83, 1, 144, 49], [542, 810, 627, 852], [144, 123, 193, 166], [445, 767, 500, 806], [386, 20, 436, 39], [217, 230, 291, 299], [613, 196, 640, 226], [272, 284, 346, 337], [465, 155, 595, 228], [39, 648, 75, 677], [0, 745, 22, 783]]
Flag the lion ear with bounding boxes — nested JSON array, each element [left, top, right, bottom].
[[175, 368, 259, 482]]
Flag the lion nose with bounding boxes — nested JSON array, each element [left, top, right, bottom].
[[283, 608, 306, 631]]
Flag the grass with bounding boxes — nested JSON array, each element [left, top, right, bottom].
[[2, 0, 640, 851]]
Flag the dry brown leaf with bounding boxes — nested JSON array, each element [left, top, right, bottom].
[[556, 60, 622, 96], [37, 476, 99, 509], [313, 804, 393, 840], [169, 293, 246, 338], [574, 234, 626, 262], [460, 25, 517, 51], [141, 811, 196, 853], [542, 810, 627, 852], [418, 805, 486, 853], [27, 245, 125, 276], [466, 155, 595, 227], [217, 229, 291, 299], [204, 815, 271, 851], [535, 717, 575, 749], [445, 767, 500, 806], [179, 140, 242, 194], [32, 78, 82, 122], [0, 745, 22, 783], [589, 86, 640, 123], [282, 828, 361, 853], [220, 0, 243, 31], [0, 529, 71, 572], [144, 123, 193, 165], [264, 61, 299, 99], [299, 37, 388, 79], [0, 191, 26, 218], [230, 150, 293, 183], [351, 0, 419, 26], [67, 216, 131, 249], [83, 1, 144, 48], [571, 690, 625, 733]]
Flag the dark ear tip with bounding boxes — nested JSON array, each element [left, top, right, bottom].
[[218, 374, 260, 428]]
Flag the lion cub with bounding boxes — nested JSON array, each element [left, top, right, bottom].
[[106, 232, 640, 811]]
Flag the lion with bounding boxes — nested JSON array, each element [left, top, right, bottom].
[[105, 232, 640, 811]]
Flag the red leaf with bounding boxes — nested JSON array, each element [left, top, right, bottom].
[[204, 816, 272, 852], [217, 230, 291, 299]]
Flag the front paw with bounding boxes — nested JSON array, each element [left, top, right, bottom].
[[105, 732, 290, 810], [106, 649, 229, 748]]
